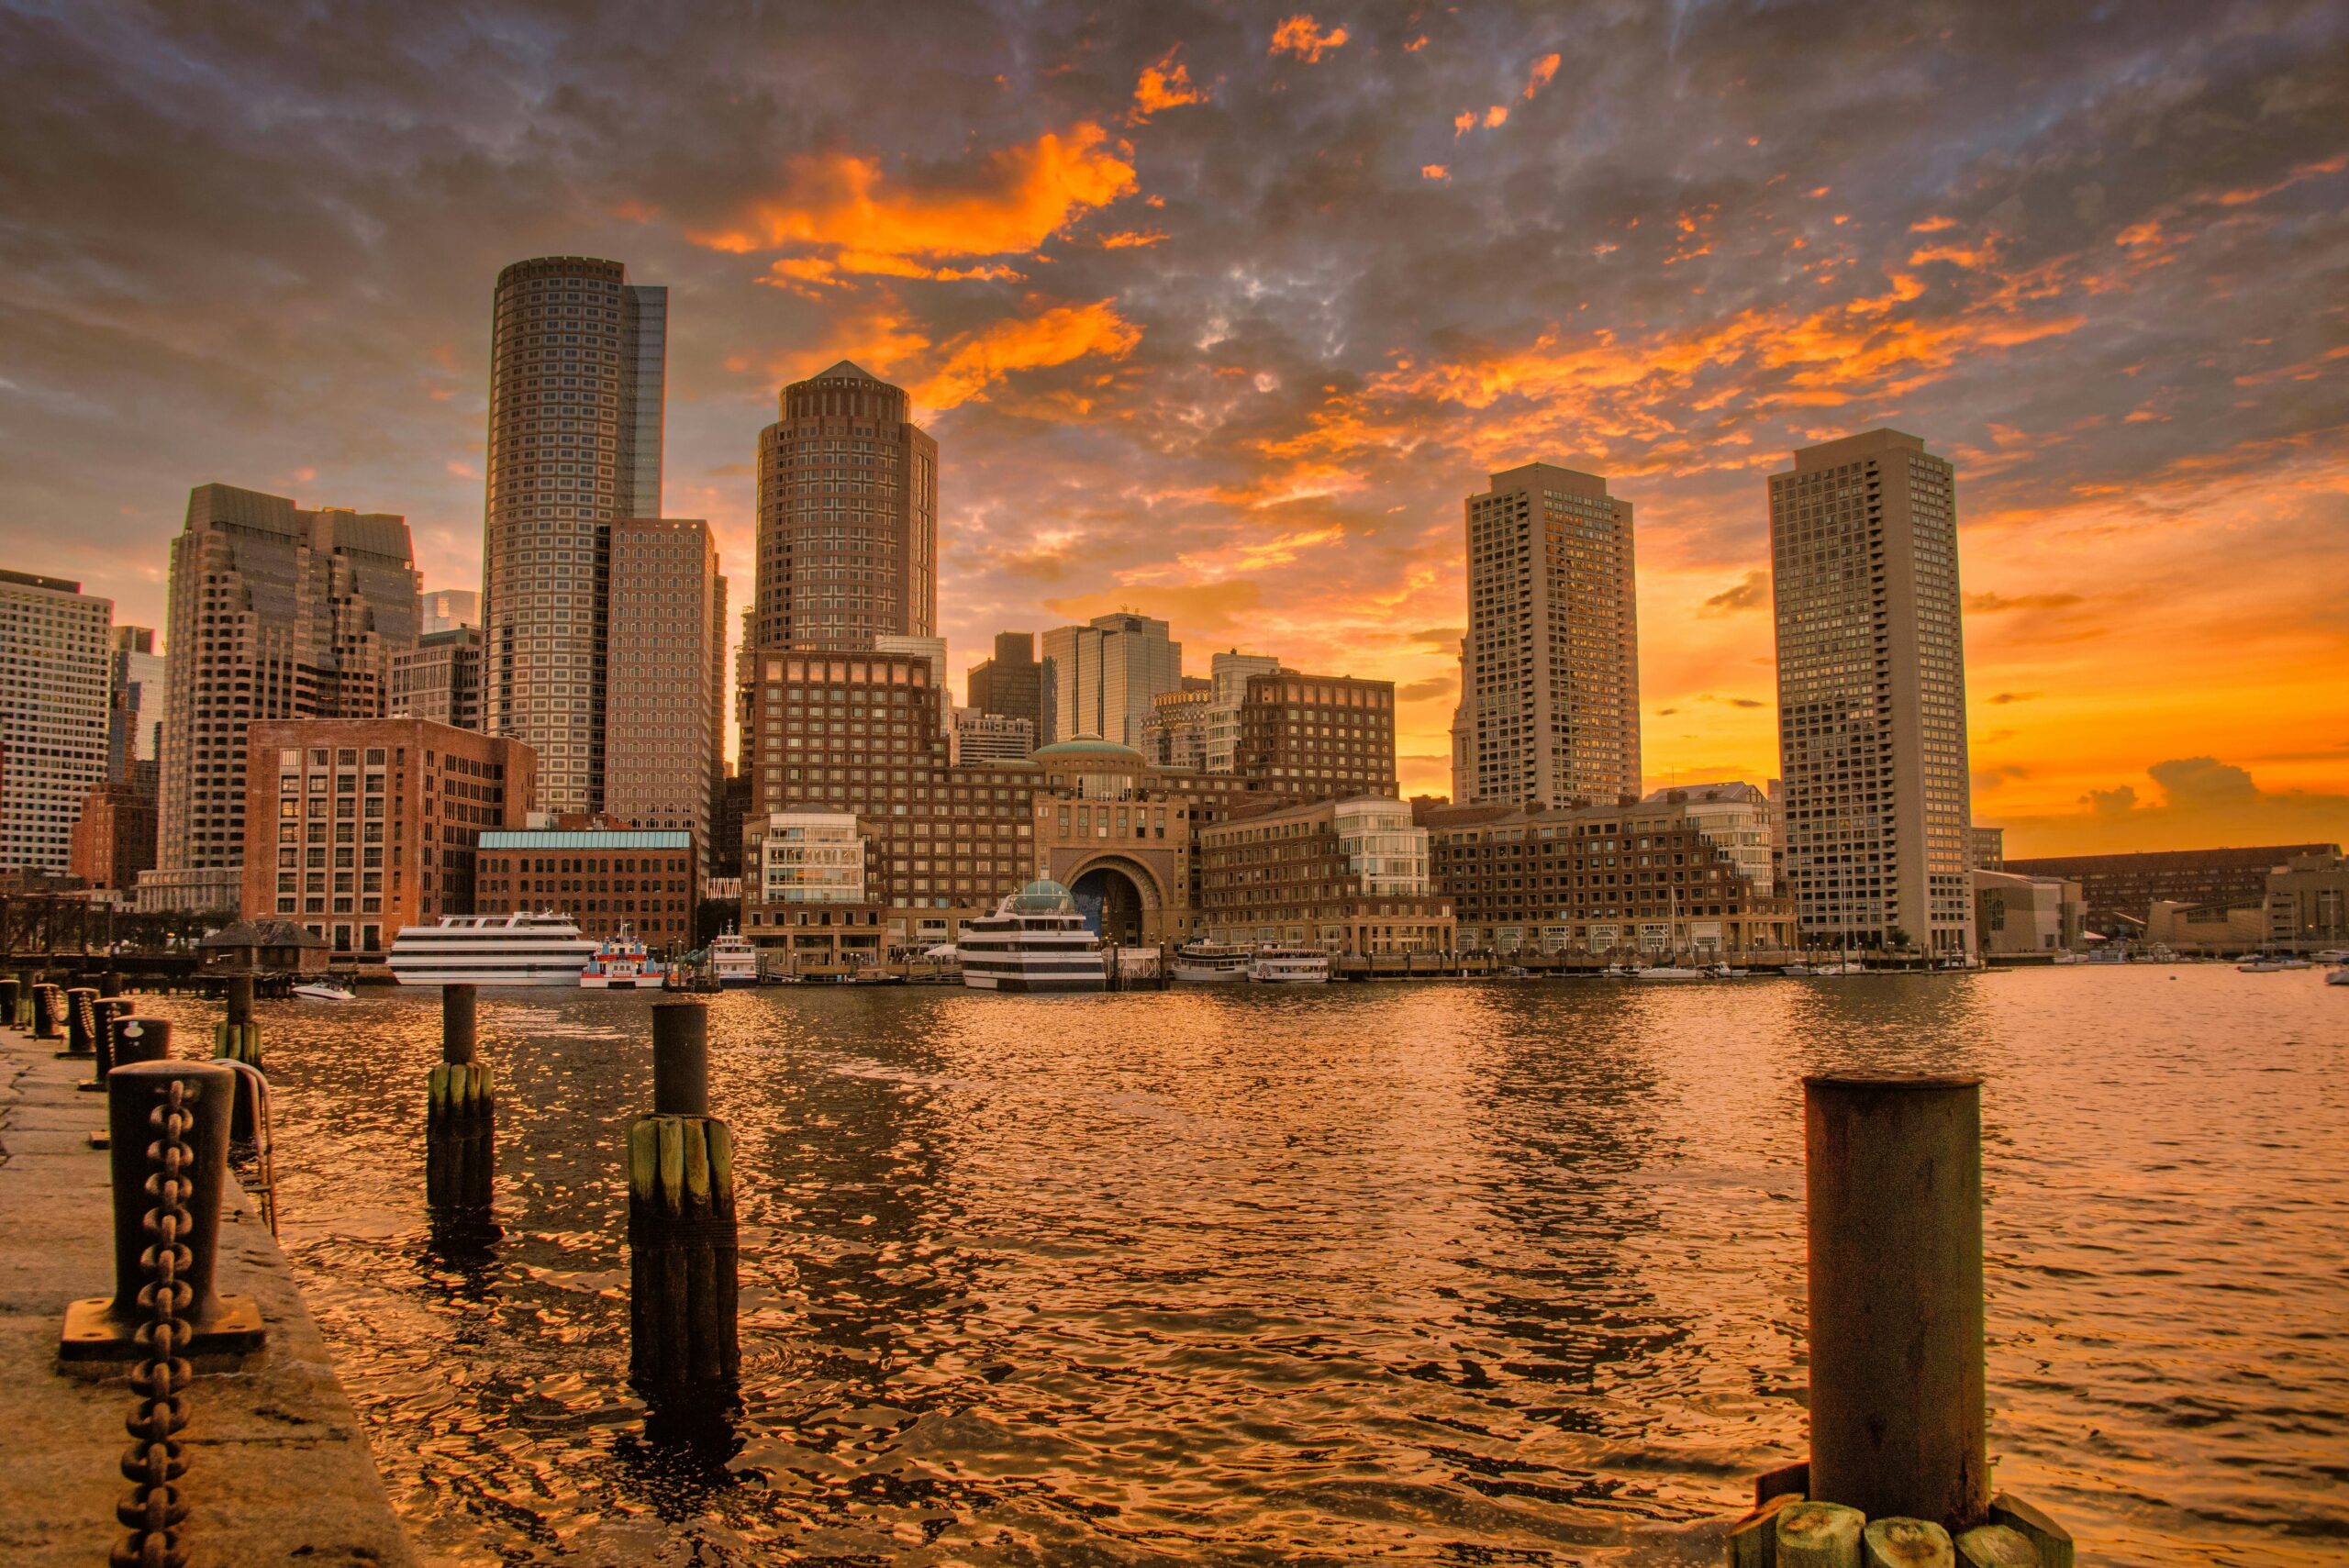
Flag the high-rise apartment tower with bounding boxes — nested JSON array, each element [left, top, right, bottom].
[[0, 569, 112, 874], [605, 519, 727, 861], [1457, 462, 1641, 807], [159, 484, 419, 873], [753, 361, 937, 651], [1769, 428, 1974, 955], [480, 255, 668, 815]]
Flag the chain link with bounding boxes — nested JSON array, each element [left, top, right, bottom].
[[114, 1079, 193, 1568]]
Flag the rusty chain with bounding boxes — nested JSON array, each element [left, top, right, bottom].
[[114, 1078, 194, 1568]]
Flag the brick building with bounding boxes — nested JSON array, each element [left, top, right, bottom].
[[1198, 796, 1453, 954], [239, 717, 535, 956], [474, 818, 696, 951], [1237, 672, 1398, 798], [69, 783, 158, 891], [1419, 797, 1793, 955], [2005, 842, 2340, 935]]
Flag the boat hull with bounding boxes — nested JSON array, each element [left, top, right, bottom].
[[963, 971, 1105, 994], [1174, 965, 1249, 984], [390, 967, 591, 986]]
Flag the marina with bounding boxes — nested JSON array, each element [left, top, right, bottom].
[[59, 963, 2346, 1567]]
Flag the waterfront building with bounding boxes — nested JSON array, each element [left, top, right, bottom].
[[239, 717, 534, 957], [2263, 850, 2349, 951], [1206, 651, 1281, 773], [1967, 824, 2005, 872], [1418, 796, 1795, 956], [473, 817, 696, 951], [1143, 684, 1215, 769], [740, 810, 885, 971], [160, 483, 420, 881], [1041, 613, 1182, 751], [69, 784, 157, 892], [877, 633, 952, 730], [605, 518, 726, 860], [389, 628, 483, 729], [1197, 796, 1453, 954], [965, 631, 1044, 739], [713, 769, 749, 877], [1970, 869, 2086, 957], [1458, 462, 1641, 809], [1237, 672, 1398, 798], [106, 626, 165, 793], [419, 589, 481, 634], [952, 707, 1035, 764], [2003, 843, 2339, 937], [0, 569, 111, 876], [480, 255, 669, 817], [132, 866, 242, 915], [1641, 782, 1776, 896], [1770, 428, 1973, 956], [752, 361, 937, 651]]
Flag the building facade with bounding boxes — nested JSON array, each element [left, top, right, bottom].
[[160, 484, 421, 879], [1197, 796, 1453, 954], [239, 717, 535, 956], [1641, 782, 1776, 896], [419, 589, 481, 634], [1970, 869, 2086, 957], [2264, 851, 2349, 951], [107, 626, 165, 792], [605, 518, 726, 860], [475, 822, 696, 951], [389, 628, 483, 729], [0, 569, 112, 875], [480, 254, 668, 817], [1237, 673, 1398, 798], [1143, 684, 1215, 769], [1458, 463, 1642, 809], [752, 361, 937, 651], [2003, 843, 2338, 935], [952, 708, 1035, 765], [1419, 797, 1795, 955], [1770, 428, 1973, 955], [1967, 825, 2005, 872], [1041, 613, 1182, 750], [965, 631, 1044, 740], [70, 784, 157, 891], [1205, 651, 1281, 773]]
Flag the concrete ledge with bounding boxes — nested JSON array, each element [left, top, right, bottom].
[[0, 1027, 417, 1567]]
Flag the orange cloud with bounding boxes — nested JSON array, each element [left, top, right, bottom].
[[1909, 215, 1958, 233], [1483, 104, 1508, 128], [1453, 110, 1475, 136], [915, 299, 1141, 410], [1523, 52, 1561, 98], [1099, 229, 1167, 249], [1404, 34, 1428, 51], [690, 123, 1136, 279], [1421, 164, 1449, 181], [1131, 49, 1207, 121], [1270, 15, 1349, 61]]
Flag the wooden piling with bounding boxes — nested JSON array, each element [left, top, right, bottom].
[[1803, 1074, 1988, 1533], [426, 984, 495, 1217], [1862, 1518, 1954, 1568], [1776, 1501, 1866, 1568], [629, 1002, 738, 1396]]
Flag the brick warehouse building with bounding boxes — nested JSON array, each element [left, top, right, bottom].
[[473, 817, 696, 951], [239, 717, 535, 956], [1198, 795, 1453, 954]]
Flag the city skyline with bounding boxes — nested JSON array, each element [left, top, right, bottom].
[[5, 6, 2344, 857]]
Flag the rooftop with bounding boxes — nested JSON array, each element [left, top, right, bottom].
[[480, 828, 693, 850]]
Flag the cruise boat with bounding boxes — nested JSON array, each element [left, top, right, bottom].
[[1173, 940, 1252, 984], [386, 912, 598, 986], [580, 924, 661, 989], [958, 881, 1106, 994], [708, 929, 761, 988], [1248, 946, 1330, 984]]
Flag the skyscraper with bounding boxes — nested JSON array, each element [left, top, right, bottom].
[[480, 254, 668, 815], [419, 589, 481, 634], [1041, 613, 1182, 750], [1770, 428, 1974, 956], [605, 518, 727, 861], [1457, 462, 1641, 808], [966, 631, 1043, 740], [0, 569, 111, 875], [753, 361, 938, 651], [107, 625, 165, 791], [158, 483, 419, 875], [389, 628, 483, 728]]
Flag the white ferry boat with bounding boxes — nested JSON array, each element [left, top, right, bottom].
[[709, 929, 760, 988], [958, 880, 1105, 994], [386, 912, 598, 986], [580, 924, 661, 989], [1248, 946, 1330, 984], [1173, 940, 1252, 984]]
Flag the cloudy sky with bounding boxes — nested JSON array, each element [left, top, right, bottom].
[[4, 0, 2344, 854]]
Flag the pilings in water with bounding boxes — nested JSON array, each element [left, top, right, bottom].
[[215, 971, 261, 1064], [425, 984, 495, 1222], [627, 1001, 739, 1402], [1727, 1074, 2075, 1567]]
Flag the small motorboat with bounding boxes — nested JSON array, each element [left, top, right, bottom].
[[2237, 954, 2312, 973], [2326, 966, 2348, 986], [291, 978, 358, 1003], [1634, 964, 1706, 982]]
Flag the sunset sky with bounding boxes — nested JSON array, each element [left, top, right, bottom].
[[3, 2, 2343, 856]]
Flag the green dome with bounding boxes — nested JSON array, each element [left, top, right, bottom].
[[1009, 878, 1077, 913], [1030, 735, 1146, 762]]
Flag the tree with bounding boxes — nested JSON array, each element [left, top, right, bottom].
[[1886, 925, 1913, 951]]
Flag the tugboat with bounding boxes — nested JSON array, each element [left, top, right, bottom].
[[708, 929, 761, 988], [958, 880, 1105, 993], [580, 924, 662, 989]]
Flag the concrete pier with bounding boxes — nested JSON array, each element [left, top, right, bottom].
[[0, 1023, 416, 1565]]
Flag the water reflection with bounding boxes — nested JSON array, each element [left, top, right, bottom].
[[141, 967, 2349, 1565]]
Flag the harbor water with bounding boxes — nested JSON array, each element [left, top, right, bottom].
[[139, 966, 2345, 1564]]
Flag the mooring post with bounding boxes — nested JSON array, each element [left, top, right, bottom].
[[63, 985, 100, 1058], [629, 1001, 738, 1397], [0, 975, 20, 1029], [426, 984, 495, 1217], [31, 981, 63, 1040], [79, 996, 138, 1093], [61, 1048, 264, 1357], [215, 971, 261, 1064], [100, 969, 121, 997], [1803, 1073, 1988, 1533]]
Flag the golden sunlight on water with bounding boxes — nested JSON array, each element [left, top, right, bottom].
[[139, 966, 2346, 1565]]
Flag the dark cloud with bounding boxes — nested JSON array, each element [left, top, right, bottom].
[[1702, 571, 1769, 616], [1965, 591, 2087, 613], [2001, 757, 2349, 853]]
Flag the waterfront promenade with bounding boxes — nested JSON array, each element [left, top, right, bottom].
[[0, 1022, 416, 1566]]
